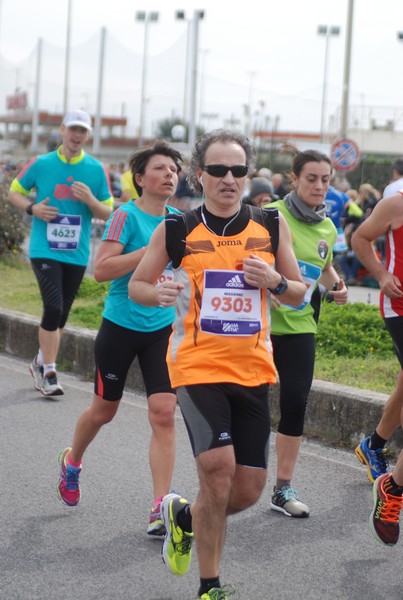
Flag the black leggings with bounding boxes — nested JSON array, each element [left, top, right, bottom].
[[271, 333, 315, 437], [31, 258, 86, 331]]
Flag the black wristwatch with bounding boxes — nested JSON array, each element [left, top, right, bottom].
[[25, 203, 35, 216], [269, 274, 288, 295]]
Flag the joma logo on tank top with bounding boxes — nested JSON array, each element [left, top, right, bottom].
[[216, 240, 242, 247]]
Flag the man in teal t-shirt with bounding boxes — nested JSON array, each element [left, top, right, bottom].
[[8, 109, 113, 397]]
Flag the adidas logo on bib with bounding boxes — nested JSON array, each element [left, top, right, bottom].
[[225, 274, 244, 288]]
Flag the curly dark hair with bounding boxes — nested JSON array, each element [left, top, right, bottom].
[[187, 129, 256, 195]]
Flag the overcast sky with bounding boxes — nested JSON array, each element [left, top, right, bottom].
[[1, 0, 403, 135]]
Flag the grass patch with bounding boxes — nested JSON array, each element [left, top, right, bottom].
[[0, 258, 108, 329], [314, 354, 397, 395], [0, 255, 43, 317]]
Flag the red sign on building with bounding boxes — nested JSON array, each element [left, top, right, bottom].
[[6, 92, 28, 110]]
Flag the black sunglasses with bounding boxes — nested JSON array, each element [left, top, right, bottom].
[[203, 164, 248, 178]]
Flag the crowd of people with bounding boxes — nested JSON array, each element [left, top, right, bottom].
[[5, 110, 403, 599]]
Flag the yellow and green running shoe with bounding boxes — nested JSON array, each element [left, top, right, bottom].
[[161, 492, 193, 576], [198, 585, 236, 599]]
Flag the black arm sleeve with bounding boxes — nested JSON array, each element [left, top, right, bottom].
[[262, 207, 279, 255], [165, 213, 187, 268]]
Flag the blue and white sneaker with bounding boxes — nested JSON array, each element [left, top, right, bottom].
[[41, 371, 64, 396], [355, 435, 389, 483]]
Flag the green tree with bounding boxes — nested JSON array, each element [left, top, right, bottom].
[[155, 117, 205, 143]]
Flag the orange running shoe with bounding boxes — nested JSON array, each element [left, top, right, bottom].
[[369, 473, 403, 546]]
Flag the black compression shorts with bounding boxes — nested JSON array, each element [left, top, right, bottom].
[[176, 382, 270, 468], [384, 316, 403, 368], [94, 318, 174, 400]]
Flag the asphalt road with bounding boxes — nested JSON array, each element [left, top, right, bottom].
[[1, 352, 401, 600]]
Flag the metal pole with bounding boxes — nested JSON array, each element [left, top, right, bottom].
[[31, 38, 42, 153], [246, 71, 255, 139], [320, 28, 330, 143], [63, 0, 72, 114], [0, 0, 3, 56], [340, 0, 354, 137], [198, 49, 209, 125], [93, 27, 106, 156], [183, 20, 191, 123], [138, 18, 150, 147], [188, 11, 201, 150]]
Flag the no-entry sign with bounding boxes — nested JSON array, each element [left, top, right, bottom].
[[330, 138, 360, 172]]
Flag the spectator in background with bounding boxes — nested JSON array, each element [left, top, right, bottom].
[[242, 176, 274, 208], [383, 157, 403, 198], [341, 189, 363, 241], [47, 131, 63, 153], [272, 173, 289, 199], [324, 176, 350, 230], [257, 166, 272, 181], [357, 183, 380, 219], [120, 168, 139, 202], [0, 159, 18, 183], [108, 163, 123, 199], [345, 188, 359, 204], [360, 183, 385, 267], [339, 183, 381, 286], [341, 189, 362, 228], [332, 174, 351, 193], [170, 162, 199, 212], [338, 242, 362, 286], [324, 175, 351, 280]]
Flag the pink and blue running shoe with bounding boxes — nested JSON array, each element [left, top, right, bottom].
[[57, 447, 81, 506]]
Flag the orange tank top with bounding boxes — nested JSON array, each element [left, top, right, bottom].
[[167, 212, 277, 388]]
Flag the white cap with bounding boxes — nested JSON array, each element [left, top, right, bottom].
[[62, 109, 92, 131]]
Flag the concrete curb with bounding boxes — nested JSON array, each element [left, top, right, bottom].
[[1, 307, 402, 454]]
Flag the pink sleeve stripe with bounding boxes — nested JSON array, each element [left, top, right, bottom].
[[17, 156, 38, 180], [106, 210, 128, 241]]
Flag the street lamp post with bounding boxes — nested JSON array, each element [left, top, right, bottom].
[[340, 0, 355, 138], [135, 10, 159, 147], [176, 10, 204, 148], [188, 10, 205, 149], [245, 71, 256, 139], [198, 48, 209, 125], [31, 38, 42, 153], [175, 11, 192, 124], [63, 0, 73, 114], [317, 24, 340, 142], [0, 0, 3, 55]]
